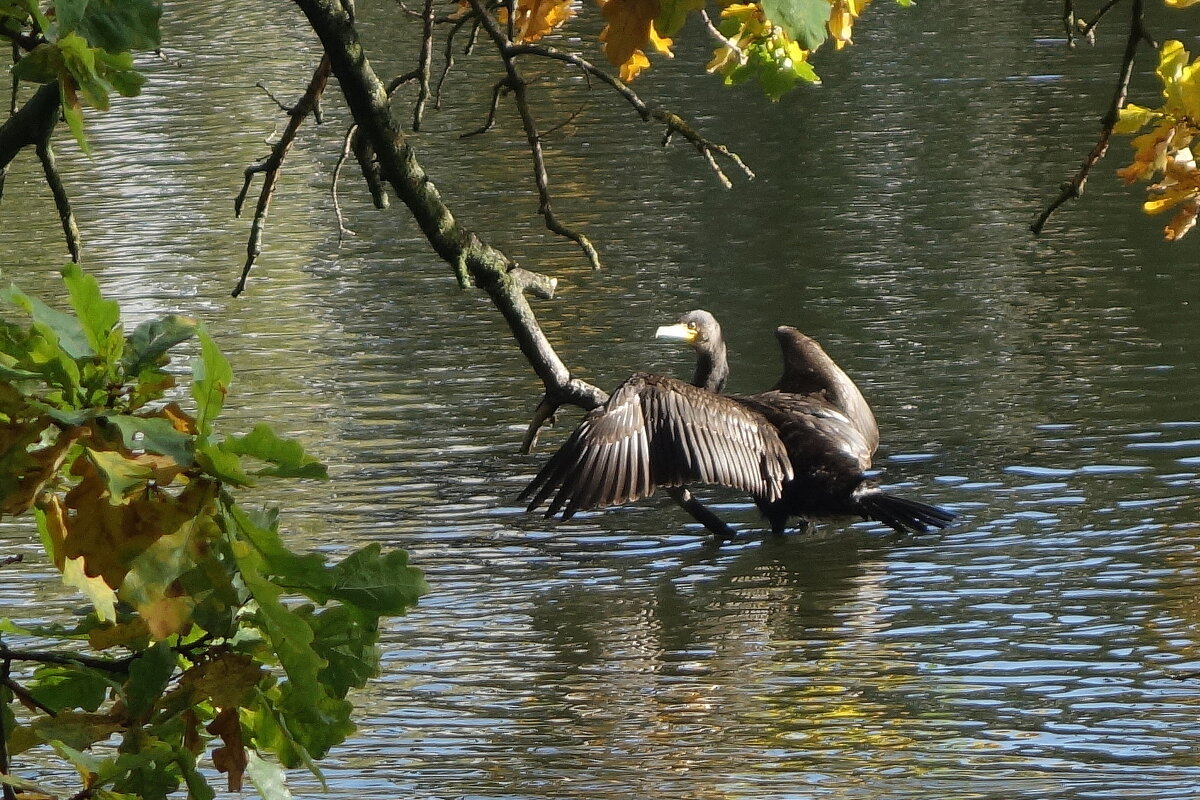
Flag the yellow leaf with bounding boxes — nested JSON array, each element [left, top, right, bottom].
[[1118, 120, 1179, 184], [599, 0, 660, 79], [63, 459, 210, 589], [1143, 146, 1200, 214], [828, 0, 872, 49], [1164, 198, 1200, 240], [161, 401, 198, 435], [1157, 39, 1188, 87], [1156, 40, 1192, 115], [648, 22, 674, 56], [620, 49, 651, 81], [1165, 0, 1200, 7], [508, 0, 575, 42], [1114, 103, 1158, 135], [1, 424, 80, 516], [63, 555, 119, 621], [1177, 59, 1200, 122], [41, 495, 119, 620], [118, 490, 218, 640]]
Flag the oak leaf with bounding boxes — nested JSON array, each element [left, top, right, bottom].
[[599, 0, 673, 81], [208, 707, 249, 792], [40, 494, 119, 620], [506, 0, 575, 42], [182, 652, 264, 709], [62, 457, 208, 588]]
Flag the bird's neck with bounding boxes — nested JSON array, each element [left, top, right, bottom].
[[693, 346, 729, 394]]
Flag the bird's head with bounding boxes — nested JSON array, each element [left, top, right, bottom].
[[655, 309, 723, 353]]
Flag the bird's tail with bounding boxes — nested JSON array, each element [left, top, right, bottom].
[[855, 489, 955, 534]]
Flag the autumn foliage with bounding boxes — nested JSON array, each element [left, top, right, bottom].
[[1116, 38, 1200, 240], [0, 266, 426, 800], [495, 0, 888, 98]]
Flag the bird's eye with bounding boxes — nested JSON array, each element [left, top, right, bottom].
[[687, 322, 697, 331]]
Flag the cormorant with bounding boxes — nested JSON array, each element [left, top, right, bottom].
[[520, 309, 954, 536]]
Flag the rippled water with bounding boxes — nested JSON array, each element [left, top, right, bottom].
[[4, 1, 1200, 797]]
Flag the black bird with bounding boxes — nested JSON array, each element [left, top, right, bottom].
[[520, 310, 954, 536]]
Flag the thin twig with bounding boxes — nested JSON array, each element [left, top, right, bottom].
[[36, 139, 81, 262], [413, 0, 436, 131], [521, 394, 560, 454], [386, 71, 419, 95], [505, 41, 756, 184], [333, 124, 357, 239], [436, 13, 477, 108], [1032, 0, 1147, 235], [467, 0, 601, 268], [700, 9, 746, 64], [539, 100, 587, 138], [232, 55, 332, 297], [3, 675, 56, 716], [255, 81, 293, 113], [0, 643, 135, 675], [1081, 0, 1127, 40], [462, 80, 508, 137]]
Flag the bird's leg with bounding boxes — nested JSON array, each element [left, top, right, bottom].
[[666, 487, 739, 542], [768, 515, 811, 537]]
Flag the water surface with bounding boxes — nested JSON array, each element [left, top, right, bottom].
[[3, 2, 1200, 798]]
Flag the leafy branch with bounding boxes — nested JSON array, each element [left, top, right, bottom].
[[0, 265, 426, 800]]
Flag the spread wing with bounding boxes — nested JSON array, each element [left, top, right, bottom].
[[772, 326, 879, 455], [520, 373, 793, 520], [735, 391, 875, 476]]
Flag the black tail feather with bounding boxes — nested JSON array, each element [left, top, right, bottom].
[[856, 491, 955, 534]]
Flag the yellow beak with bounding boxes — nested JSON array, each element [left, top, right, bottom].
[[654, 323, 696, 343]]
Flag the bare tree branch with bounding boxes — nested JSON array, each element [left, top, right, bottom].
[[37, 139, 81, 263], [293, 0, 607, 413], [413, 0, 436, 130], [232, 55, 332, 297], [0, 643, 135, 675], [255, 80, 294, 113], [1080, 0, 1127, 41], [1032, 0, 1149, 235], [462, 79, 508, 137], [466, 0, 601, 268], [1063, 0, 1076, 46], [435, 14, 474, 108], [333, 124, 358, 239], [0, 83, 83, 260], [505, 41, 756, 185]]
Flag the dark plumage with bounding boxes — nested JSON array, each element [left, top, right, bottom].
[[521, 310, 954, 535]]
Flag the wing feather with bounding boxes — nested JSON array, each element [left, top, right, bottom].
[[521, 373, 793, 518]]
